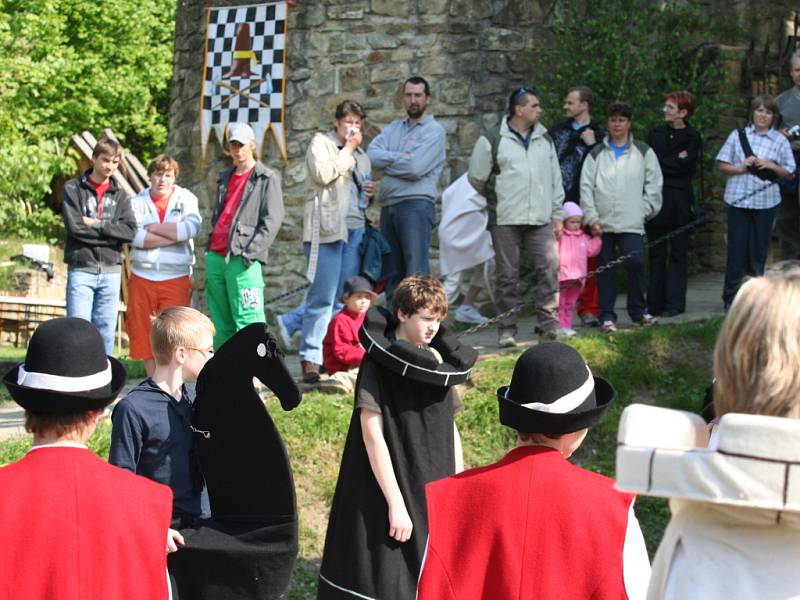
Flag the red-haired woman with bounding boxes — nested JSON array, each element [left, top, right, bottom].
[[645, 91, 701, 317]]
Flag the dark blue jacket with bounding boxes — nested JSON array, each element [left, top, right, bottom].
[[109, 379, 203, 519]]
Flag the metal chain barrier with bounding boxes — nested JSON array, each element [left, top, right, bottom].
[[265, 281, 310, 307], [263, 180, 779, 334], [457, 179, 778, 338]]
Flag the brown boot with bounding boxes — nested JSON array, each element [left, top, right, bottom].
[[301, 360, 320, 383]]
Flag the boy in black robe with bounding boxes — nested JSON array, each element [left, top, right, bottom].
[[318, 275, 477, 599]]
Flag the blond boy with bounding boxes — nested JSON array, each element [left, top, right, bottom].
[[110, 306, 215, 536]]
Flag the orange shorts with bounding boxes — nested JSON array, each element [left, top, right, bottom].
[[126, 274, 193, 360]]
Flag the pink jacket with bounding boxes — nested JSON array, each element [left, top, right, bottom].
[[558, 229, 601, 282]]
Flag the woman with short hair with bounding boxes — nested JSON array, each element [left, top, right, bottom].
[[716, 94, 795, 309], [277, 100, 374, 382], [645, 91, 701, 317]]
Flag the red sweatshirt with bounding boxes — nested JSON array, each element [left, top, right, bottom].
[[323, 307, 366, 375]]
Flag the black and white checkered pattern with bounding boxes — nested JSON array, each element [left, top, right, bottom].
[[201, 2, 287, 160]]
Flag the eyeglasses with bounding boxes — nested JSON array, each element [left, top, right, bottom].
[[188, 347, 215, 357]]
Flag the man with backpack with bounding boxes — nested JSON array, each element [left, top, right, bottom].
[[468, 86, 564, 347]]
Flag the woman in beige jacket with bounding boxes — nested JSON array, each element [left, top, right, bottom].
[[278, 100, 373, 382], [617, 262, 800, 599]]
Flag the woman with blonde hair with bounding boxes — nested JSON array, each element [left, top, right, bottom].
[[616, 262, 800, 599]]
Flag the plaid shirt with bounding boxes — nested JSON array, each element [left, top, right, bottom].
[[716, 125, 795, 209]]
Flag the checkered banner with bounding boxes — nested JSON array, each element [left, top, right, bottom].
[[201, 2, 288, 162]]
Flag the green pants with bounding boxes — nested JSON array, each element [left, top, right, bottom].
[[205, 252, 266, 348]]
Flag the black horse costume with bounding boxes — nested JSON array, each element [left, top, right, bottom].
[[318, 306, 478, 599], [167, 323, 302, 600]]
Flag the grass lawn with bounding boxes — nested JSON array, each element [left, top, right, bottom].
[[0, 318, 721, 598]]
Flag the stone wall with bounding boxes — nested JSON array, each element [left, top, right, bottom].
[[167, 0, 548, 314], [167, 0, 798, 312]]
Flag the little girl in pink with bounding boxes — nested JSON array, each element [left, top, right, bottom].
[[558, 202, 602, 337]]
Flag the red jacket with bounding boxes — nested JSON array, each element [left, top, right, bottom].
[[322, 307, 365, 375], [418, 445, 634, 600], [0, 446, 173, 599]]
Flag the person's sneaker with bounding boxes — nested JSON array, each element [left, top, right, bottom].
[[662, 308, 683, 318], [275, 314, 294, 350], [579, 313, 600, 327], [558, 328, 577, 338], [317, 377, 351, 395], [498, 331, 517, 348], [600, 320, 617, 333], [637, 314, 657, 327], [454, 304, 488, 324], [301, 360, 321, 383]]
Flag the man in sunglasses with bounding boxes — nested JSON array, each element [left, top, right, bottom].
[[468, 86, 564, 348], [110, 306, 216, 546]]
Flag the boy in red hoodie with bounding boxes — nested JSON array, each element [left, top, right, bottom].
[[320, 276, 377, 393]]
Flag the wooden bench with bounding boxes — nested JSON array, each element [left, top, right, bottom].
[[0, 296, 126, 351]]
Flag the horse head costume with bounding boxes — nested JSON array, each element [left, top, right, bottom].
[[168, 323, 302, 600]]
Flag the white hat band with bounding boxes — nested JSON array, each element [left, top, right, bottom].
[[516, 364, 594, 414], [17, 361, 112, 392]]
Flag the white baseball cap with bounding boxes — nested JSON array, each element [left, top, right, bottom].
[[227, 122, 255, 144]]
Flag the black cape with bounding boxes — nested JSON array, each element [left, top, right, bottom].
[[318, 307, 477, 599], [167, 323, 302, 600]]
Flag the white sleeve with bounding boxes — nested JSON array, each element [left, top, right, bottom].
[[623, 503, 651, 600]]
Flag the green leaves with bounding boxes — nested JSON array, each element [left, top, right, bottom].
[[535, 0, 741, 141], [0, 0, 176, 237]]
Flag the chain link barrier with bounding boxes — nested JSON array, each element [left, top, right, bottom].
[[263, 180, 780, 339], [456, 179, 779, 337]]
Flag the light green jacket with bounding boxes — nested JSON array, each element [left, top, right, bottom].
[[579, 136, 663, 234], [468, 119, 564, 227]]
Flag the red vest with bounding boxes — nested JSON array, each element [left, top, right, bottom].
[[0, 446, 173, 599], [419, 445, 633, 600]]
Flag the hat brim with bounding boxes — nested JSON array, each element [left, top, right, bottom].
[[3, 357, 127, 414], [497, 376, 615, 435], [228, 135, 254, 145]]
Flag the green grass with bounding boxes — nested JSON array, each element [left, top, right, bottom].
[[0, 318, 722, 597]]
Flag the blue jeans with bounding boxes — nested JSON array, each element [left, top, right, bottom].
[[597, 233, 647, 323], [380, 199, 435, 297], [722, 204, 778, 307], [282, 227, 365, 365], [66, 269, 122, 355]]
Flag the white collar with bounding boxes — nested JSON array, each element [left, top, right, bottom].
[[28, 442, 88, 454]]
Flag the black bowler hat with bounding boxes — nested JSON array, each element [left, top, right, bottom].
[[3, 317, 127, 414], [497, 343, 615, 435]]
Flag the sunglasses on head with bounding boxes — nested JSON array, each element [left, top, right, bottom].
[[512, 86, 534, 100]]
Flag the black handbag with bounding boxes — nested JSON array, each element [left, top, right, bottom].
[[737, 128, 779, 181]]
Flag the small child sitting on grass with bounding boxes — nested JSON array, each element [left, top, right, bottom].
[[319, 275, 377, 394], [109, 306, 216, 549]]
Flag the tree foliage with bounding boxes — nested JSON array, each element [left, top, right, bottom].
[[0, 0, 176, 238], [534, 0, 744, 160]]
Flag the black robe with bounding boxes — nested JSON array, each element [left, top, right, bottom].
[[318, 307, 477, 600]]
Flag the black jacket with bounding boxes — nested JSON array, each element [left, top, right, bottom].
[[550, 119, 605, 203], [62, 170, 136, 269], [646, 124, 701, 226], [209, 161, 284, 266]]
